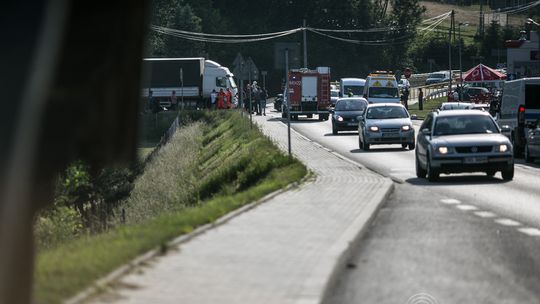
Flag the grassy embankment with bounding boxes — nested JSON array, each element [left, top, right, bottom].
[[408, 96, 446, 119], [34, 111, 307, 304]]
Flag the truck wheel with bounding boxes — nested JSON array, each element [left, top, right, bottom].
[[512, 133, 523, 157], [525, 145, 534, 163]]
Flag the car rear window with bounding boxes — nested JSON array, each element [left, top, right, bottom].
[[525, 84, 540, 109], [343, 85, 364, 96], [335, 99, 367, 111], [433, 115, 499, 136]]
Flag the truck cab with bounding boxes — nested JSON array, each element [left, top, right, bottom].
[[204, 60, 238, 103], [363, 72, 400, 104], [497, 77, 540, 154], [340, 78, 366, 97]]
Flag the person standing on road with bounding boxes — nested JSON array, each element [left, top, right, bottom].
[[217, 88, 225, 109], [225, 88, 233, 109], [259, 88, 267, 116], [251, 81, 261, 115], [402, 88, 409, 110], [452, 90, 459, 102], [418, 88, 424, 111], [170, 90, 178, 110], [210, 89, 217, 110]]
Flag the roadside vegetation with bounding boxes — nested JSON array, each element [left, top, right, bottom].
[[408, 96, 446, 119], [33, 111, 307, 304]]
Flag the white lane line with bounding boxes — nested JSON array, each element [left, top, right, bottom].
[[518, 228, 540, 236], [494, 218, 522, 227], [456, 204, 478, 211], [474, 211, 497, 218], [440, 198, 461, 205]]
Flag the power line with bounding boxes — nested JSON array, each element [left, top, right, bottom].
[[150, 11, 450, 45]]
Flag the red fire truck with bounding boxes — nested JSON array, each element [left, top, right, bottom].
[[282, 67, 331, 120]]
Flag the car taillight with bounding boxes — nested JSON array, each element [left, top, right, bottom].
[[518, 104, 525, 124]]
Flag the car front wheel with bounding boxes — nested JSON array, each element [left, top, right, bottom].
[[426, 156, 439, 182], [501, 164, 514, 181], [416, 153, 426, 178]]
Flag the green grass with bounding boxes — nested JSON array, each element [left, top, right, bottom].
[[34, 111, 307, 304], [408, 96, 446, 119], [139, 111, 179, 146]]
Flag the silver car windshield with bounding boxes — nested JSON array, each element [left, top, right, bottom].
[[366, 106, 408, 119], [433, 115, 499, 136]]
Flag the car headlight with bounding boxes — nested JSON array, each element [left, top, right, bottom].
[[369, 126, 379, 132], [401, 125, 411, 131], [497, 144, 509, 153], [336, 115, 343, 122], [437, 146, 449, 154]]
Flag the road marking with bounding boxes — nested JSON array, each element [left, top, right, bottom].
[[494, 218, 522, 227], [456, 204, 478, 211], [440, 198, 461, 205], [518, 227, 540, 236], [474, 211, 497, 218]]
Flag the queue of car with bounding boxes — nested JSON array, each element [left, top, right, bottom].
[[274, 74, 540, 182]]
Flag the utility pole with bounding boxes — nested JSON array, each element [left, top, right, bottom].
[[248, 62, 252, 128], [479, 0, 484, 37], [448, 10, 454, 100], [458, 23, 468, 102], [303, 19, 308, 68], [285, 48, 292, 158]]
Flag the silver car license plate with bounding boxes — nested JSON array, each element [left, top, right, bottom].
[[347, 122, 357, 126], [382, 132, 399, 137], [464, 156, 488, 164]]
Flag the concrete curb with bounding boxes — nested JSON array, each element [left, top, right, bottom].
[[65, 171, 315, 304]]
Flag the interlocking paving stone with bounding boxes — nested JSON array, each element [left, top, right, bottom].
[[89, 113, 392, 304]]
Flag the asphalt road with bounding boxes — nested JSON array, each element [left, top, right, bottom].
[[264, 106, 540, 303]]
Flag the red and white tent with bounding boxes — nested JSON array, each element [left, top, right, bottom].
[[461, 64, 506, 82]]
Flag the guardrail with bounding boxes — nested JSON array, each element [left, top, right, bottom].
[[407, 82, 453, 103]]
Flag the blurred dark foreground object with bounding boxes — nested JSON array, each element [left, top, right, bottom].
[[0, 1, 149, 303]]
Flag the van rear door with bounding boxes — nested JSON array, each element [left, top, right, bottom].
[[525, 84, 540, 123]]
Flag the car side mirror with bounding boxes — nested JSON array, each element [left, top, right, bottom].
[[329, 109, 335, 114], [500, 125, 512, 133], [410, 114, 418, 120], [421, 128, 431, 136]]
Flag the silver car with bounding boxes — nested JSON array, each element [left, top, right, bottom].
[[358, 103, 415, 150], [416, 110, 514, 181], [525, 118, 540, 163]]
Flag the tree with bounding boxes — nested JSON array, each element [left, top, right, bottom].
[[148, 0, 205, 57], [383, 0, 426, 69]]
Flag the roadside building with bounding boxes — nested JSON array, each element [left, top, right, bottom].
[[505, 31, 540, 79]]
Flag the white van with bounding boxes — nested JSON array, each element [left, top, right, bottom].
[[340, 78, 365, 97], [363, 72, 400, 103], [497, 77, 540, 154]]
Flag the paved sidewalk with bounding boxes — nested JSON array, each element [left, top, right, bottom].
[[89, 113, 393, 304]]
